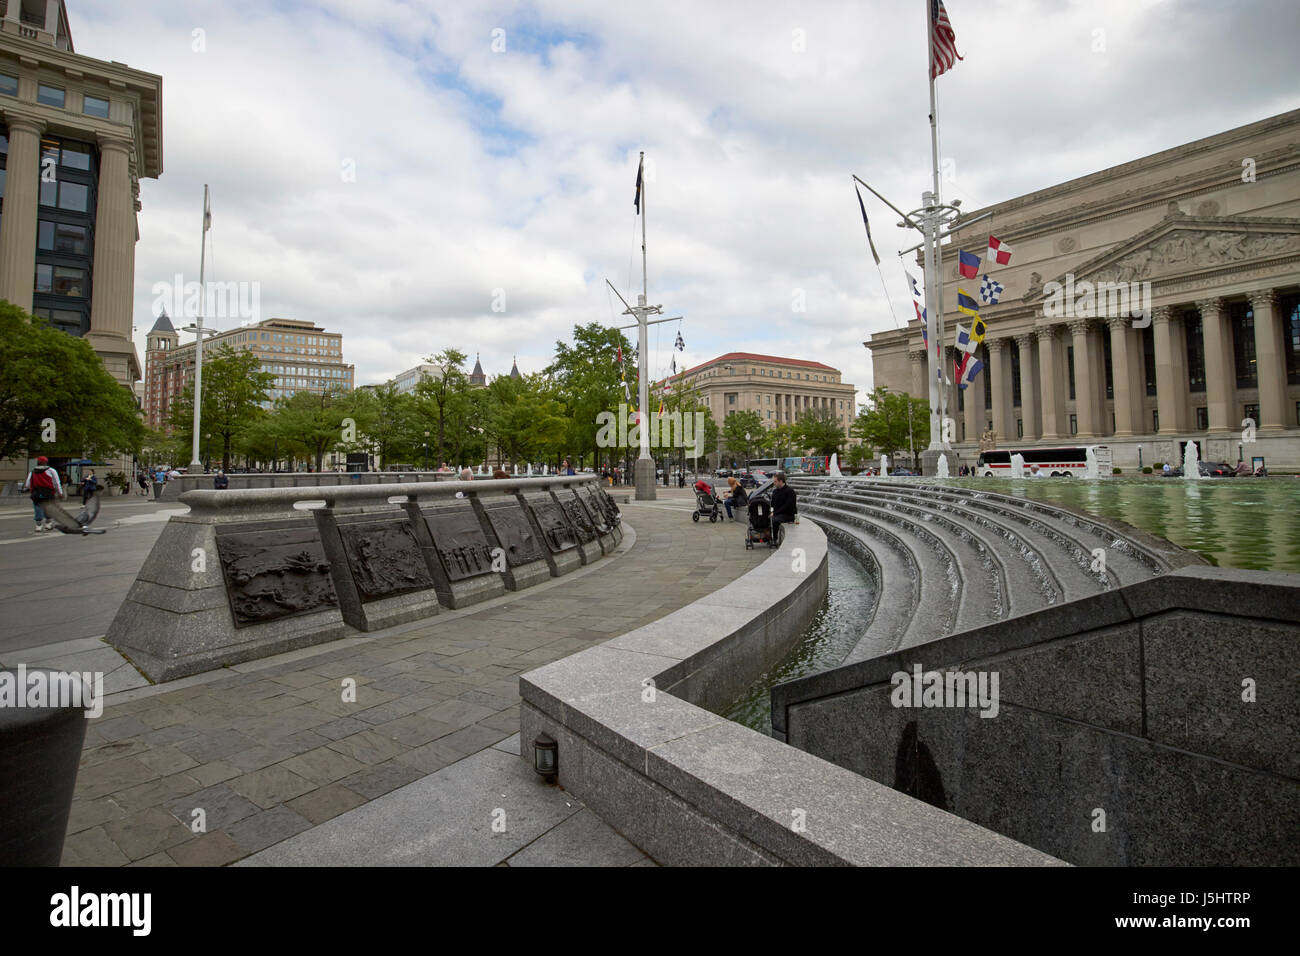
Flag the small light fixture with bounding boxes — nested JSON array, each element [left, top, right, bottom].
[[533, 732, 558, 782]]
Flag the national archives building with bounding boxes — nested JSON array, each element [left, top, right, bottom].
[[867, 109, 1300, 471]]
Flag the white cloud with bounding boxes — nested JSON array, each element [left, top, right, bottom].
[[69, 0, 1300, 405]]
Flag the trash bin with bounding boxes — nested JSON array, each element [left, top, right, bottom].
[[0, 668, 90, 865]]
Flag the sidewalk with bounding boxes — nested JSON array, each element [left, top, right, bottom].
[[61, 492, 765, 866]]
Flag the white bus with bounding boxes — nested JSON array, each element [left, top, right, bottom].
[[976, 445, 1112, 478]]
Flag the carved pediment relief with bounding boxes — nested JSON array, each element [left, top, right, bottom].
[[1024, 214, 1300, 303], [1091, 229, 1300, 284]]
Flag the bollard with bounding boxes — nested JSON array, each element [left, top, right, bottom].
[[0, 668, 90, 866]]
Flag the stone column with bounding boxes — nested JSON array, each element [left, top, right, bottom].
[[1036, 325, 1061, 441], [1107, 316, 1135, 436], [1015, 332, 1039, 440], [1069, 320, 1097, 438], [1250, 289, 1288, 430], [987, 338, 1010, 445], [963, 349, 982, 445], [910, 350, 925, 400], [1151, 307, 1179, 435], [0, 113, 46, 311], [86, 136, 139, 384], [1196, 297, 1232, 434]]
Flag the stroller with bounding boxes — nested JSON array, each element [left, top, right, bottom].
[[744, 478, 782, 549], [692, 479, 723, 523]]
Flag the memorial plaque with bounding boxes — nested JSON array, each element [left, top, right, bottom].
[[561, 491, 597, 543], [337, 518, 435, 602], [484, 503, 544, 567], [524, 496, 578, 554], [424, 509, 496, 581], [217, 527, 338, 628], [580, 487, 612, 533]]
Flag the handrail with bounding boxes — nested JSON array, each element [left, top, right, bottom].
[[178, 474, 599, 515]]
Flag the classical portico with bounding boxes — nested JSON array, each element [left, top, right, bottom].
[[867, 109, 1300, 470]]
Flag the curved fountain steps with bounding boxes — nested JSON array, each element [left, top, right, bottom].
[[812, 517, 917, 655], [830, 482, 1120, 600], [913, 484, 1172, 578], [826, 485, 1062, 613], [805, 494, 1002, 634], [787, 476, 1173, 663]]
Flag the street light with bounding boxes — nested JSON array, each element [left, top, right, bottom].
[[423, 431, 430, 471]]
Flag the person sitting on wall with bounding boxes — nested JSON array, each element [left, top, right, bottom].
[[456, 467, 473, 498], [769, 471, 797, 545], [213, 469, 229, 490], [723, 476, 748, 520]]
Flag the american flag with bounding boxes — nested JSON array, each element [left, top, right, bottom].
[[930, 0, 962, 79]]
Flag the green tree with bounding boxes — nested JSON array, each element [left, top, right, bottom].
[[546, 323, 634, 470], [851, 387, 929, 466], [412, 349, 469, 466], [166, 344, 274, 470], [487, 372, 568, 467], [719, 410, 765, 466], [268, 387, 351, 472], [794, 406, 846, 457], [0, 301, 145, 463]]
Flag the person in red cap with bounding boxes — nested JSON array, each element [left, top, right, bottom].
[[21, 456, 64, 532]]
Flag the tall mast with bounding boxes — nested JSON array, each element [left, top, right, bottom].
[[188, 184, 209, 472]]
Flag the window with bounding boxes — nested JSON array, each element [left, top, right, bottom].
[[0, 74, 17, 97], [1067, 345, 1076, 400], [1243, 403, 1259, 426], [1283, 294, 1299, 385], [35, 264, 52, 293], [83, 96, 110, 119], [1231, 301, 1257, 389], [37, 221, 87, 255], [1153, 409, 1159, 432], [1195, 407, 1208, 430], [1016, 419, 1023, 438], [1143, 326, 1157, 395], [1068, 414, 1078, 435], [61, 142, 92, 170], [57, 181, 88, 211], [1010, 340, 1021, 407], [38, 85, 65, 108], [1185, 311, 1205, 392], [1102, 328, 1114, 399]]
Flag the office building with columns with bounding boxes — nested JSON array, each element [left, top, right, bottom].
[[0, 1, 162, 388], [867, 109, 1300, 471], [674, 351, 857, 436]]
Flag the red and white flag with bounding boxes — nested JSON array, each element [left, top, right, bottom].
[[929, 0, 963, 79], [986, 235, 1013, 267]]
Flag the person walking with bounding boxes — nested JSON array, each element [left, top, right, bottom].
[[80, 469, 99, 505], [136, 470, 149, 496], [21, 456, 64, 533]]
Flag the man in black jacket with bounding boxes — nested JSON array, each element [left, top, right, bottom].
[[770, 472, 797, 546]]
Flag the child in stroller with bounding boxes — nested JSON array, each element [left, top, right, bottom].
[[692, 478, 723, 523]]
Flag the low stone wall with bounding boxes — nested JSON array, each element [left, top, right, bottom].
[[107, 476, 621, 682], [772, 566, 1300, 866], [518, 520, 1062, 866], [151, 471, 583, 500]]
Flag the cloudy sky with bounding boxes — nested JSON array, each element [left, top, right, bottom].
[[73, 0, 1300, 402]]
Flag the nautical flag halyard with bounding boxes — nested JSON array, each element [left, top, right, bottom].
[[930, 0, 963, 79], [986, 234, 1013, 266], [956, 289, 980, 316], [958, 249, 980, 279], [980, 274, 1004, 305]]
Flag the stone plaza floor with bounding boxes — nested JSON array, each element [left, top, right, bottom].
[[56, 490, 766, 866]]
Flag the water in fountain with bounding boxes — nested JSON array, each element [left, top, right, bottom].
[[880, 453, 889, 478], [829, 453, 842, 478], [1084, 446, 1099, 479], [1010, 453, 1026, 478], [1183, 440, 1202, 479], [936, 455, 949, 479]]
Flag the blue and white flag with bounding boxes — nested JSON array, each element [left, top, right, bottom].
[[907, 271, 922, 298], [980, 273, 1004, 305], [674, 331, 685, 352], [959, 356, 984, 390]]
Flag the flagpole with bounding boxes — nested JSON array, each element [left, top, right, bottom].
[[188, 184, 209, 474], [922, 0, 944, 455]]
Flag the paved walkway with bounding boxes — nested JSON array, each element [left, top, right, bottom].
[[60, 491, 765, 866]]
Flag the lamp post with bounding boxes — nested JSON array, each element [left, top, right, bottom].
[[1137, 444, 1143, 471], [423, 431, 430, 471]]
